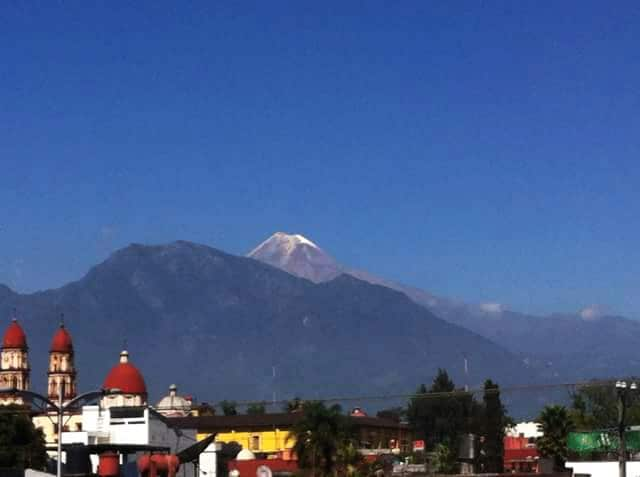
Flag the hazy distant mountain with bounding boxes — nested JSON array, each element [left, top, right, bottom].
[[248, 232, 640, 382], [0, 241, 534, 412]]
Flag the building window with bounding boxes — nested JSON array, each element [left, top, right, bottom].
[[250, 435, 260, 451]]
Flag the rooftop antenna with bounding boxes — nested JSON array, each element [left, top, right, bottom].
[[272, 365, 277, 406], [463, 353, 469, 392], [59, 312, 65, 327]]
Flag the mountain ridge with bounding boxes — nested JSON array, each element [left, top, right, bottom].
[[0, 240, 534, 413], [248, 232, 640, 383]]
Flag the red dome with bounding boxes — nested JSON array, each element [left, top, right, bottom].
[[2, 319, 27, 349], [50, 325, 73, 353], [103, 352, 147, 394]]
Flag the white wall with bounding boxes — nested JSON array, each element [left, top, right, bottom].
[[25, 470, 55, 477], [149, 411, 196, 453], [80, 406, 101, 432], [567, 461, 640, 477], [61, 405, 196, 477], [506, 421, 542, 438], [199, 443, 221, 477]]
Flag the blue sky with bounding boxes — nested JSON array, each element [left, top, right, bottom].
[[1, 1, 639, 318]]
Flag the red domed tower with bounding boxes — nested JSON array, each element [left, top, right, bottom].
[[48, 322, 77, 403], [101, 350, 147, 409], [0, 316, 30, 405]]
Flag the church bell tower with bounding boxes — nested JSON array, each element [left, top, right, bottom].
[[48, 322, 77, 404], [0, 316, 30, 405]]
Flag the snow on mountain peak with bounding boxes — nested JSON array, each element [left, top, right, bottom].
[[249, 232, 319, 257], [247, 232, 342, 283], [274, 232, 319, 251]]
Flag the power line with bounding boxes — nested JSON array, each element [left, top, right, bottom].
[[0, 377, 625, 416], [199, 377, 621, 408]]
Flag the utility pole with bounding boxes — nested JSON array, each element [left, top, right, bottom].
[[57, 380, 64, 477], [272, 366, 276, 406], [616, 380, 637, 477], [463, 353, 469, 392]]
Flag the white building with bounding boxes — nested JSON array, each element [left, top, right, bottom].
[[566, 461, 640, 477], [155, 384, 193, 417], [506, 421, 542, 439], [62, 405, 195, 450], [59, 349, 199, 477]]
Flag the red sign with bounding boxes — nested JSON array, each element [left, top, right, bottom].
[[413, 440, 425, 452]]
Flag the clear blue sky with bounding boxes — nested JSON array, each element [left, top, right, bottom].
[[1, 1, 639, 318]]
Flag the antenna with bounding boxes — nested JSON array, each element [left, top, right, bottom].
[[272, 365, 277, 405], [463, 353, 469, 392]]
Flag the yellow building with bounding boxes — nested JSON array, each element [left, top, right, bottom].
[[32, 412, 84, 446], [187, 413, 300, 455], [172, 411, 411, 457]]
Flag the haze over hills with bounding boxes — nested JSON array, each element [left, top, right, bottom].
[[249, 232, 640, 382], [0, 240, 534, 413]]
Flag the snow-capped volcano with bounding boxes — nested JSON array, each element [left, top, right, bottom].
[[248, 232, 442, 303], [248, 232, 343, 283], [246, 232, 636, 388]]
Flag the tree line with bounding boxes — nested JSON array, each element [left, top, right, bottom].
[[284, 369, 511, 476], [403, 369, 511, 474]]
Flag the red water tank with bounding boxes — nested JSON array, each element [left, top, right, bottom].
[[98, 452, 120, 477], [137, 455, 152, 475], [138, 453, 180, 477], [165, 455, 179, 477]]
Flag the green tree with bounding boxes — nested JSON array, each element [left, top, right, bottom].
[[407, 369, 478, 450], [283, 397, 304, 413], [431, 443, 458, 474], [569, 382, 640, 430], [335, 440, 363, 477], [287, 401, 357, 477], [246, 402, 266, 415], [537, 405, 574, 472], [220, 400, 238, 416], [407, 383, 429, 440], [480, 380, 508, 473], [0, 406, 47, 470], [195, 402, 216, 416]]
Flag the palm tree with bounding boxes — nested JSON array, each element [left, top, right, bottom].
[[287, 401, 358, 477], [537, 405, 574, 472], [335, 440, 363, 477]]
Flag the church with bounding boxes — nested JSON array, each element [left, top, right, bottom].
[[0, 316, 78, 408], [1, 316, 199, 477]]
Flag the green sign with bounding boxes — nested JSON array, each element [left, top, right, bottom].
[[568, 431, 640, 453]]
